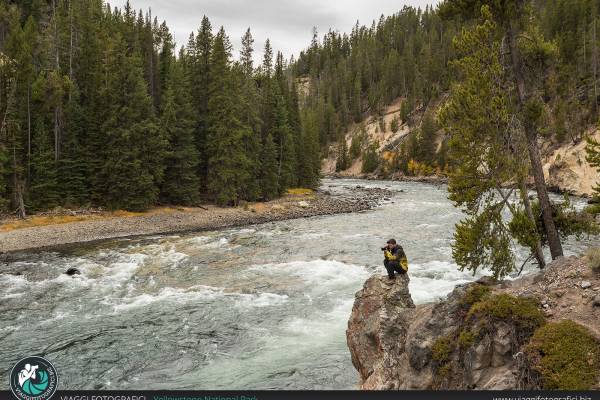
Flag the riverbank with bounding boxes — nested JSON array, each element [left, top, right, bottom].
[[0, 186, 392, 254], [325, 173, 448, 185]]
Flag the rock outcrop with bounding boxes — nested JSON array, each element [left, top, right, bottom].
[[346, 257, 600, 390], [346, 274, 415, 389], [346, 275, 520, 389], [541, 130, 600, 197]]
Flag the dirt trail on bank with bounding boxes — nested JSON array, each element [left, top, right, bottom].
[[0, 187, 391, 254]]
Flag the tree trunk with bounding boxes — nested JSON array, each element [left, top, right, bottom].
[[15, 180, 26, 220], [27, 87, 31, 181], [69, 0, 74, 83], [53, 0, 61, 161], [584, 25, 587, 76], [12, 122, 25, 220], [507, 22, 563, 260], [277, 139, 283, 189], [54, 106, 60, 160], [593, 17, 599, 111], [519, 180, 546, 268]]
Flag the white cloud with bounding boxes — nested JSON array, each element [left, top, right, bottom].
[[113, 0, 440, 62]]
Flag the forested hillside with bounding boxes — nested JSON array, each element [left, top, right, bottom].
[[0, 1, 321, 214], [294, 1, 600, 176], [3, 0, 600, 216]]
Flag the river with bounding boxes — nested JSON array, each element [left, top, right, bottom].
[[0, 179, 595, 390]]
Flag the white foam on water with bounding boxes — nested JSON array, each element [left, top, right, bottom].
[[342, 233, 373, 239], [408, 260, 484, 304], [0, 274, 29, 296], [0, 325, 21, 333], [247, 260, 370, 290], [236, 228, 257, 235], [193, 237, 230, 249], [0, 260, 103, 300], [125, 244, 189, 267], [110, 285, 225, 312], [106, 282, 290, 313], [296, 232, 331, 240], [104, 261, 143, 286], [233, 292, 289, 309], [282, 298, 354, 338], [184, 236, 212, 245], [40, 311, 73, 325], [414, 223, 441, 229]]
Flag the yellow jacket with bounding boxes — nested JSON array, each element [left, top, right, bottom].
[[384, 246, 408, 272]]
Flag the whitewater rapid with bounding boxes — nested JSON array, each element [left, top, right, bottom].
[[0, 179, 594, 389]]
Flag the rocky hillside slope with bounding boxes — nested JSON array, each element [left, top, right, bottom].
[[347, 256, 600, 390], [322, 98, 413, 177], [324, 97, 599, 197]]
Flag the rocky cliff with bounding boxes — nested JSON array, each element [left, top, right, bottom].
[[347, 257, 600, 390], [324, 96, 599, 197], [542, 130, 600, 197]]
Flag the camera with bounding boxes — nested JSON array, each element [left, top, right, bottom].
[[381, 247, 387, 251]]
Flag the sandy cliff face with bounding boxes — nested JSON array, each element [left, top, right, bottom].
[[323, 96, 600, 197], [322, 99, 411, 177], [346, 257, 600, 390], [542, 130, 600, 197]]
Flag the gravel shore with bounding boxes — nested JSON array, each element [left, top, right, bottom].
[[0, 186, 392, 254]]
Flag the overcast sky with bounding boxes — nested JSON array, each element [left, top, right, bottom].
[[114, 0, 441, 62]]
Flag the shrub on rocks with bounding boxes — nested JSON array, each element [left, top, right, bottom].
[[458, 329, 476, 349], [460, 284, 491, 309], [467, 294, 545, 332], [524, 320, 600, 390], [431, 335, 456, 385], [432, 336, 453, 364]]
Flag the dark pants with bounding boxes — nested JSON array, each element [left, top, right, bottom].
[[384, 260, 406, 279]]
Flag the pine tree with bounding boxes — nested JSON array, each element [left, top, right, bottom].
[[0, 1, 318, 214], [59, 90, 88, 206], [160, 61, 200, 205], [298, 108, 321, 188], [441, 0, 565, 260], [336, 137, 349, 172], [190, 15, 213, 187], [361, 142, 380, 174], [99, 36, 165, 211], [416, 112, 437, 165], [28, 118, 59, 210], [0, 132, 8, 211], [260, 132, 279, 200], [271, 83, 297, 193], [205, 27, 250, 205], [439, 10, 545, 277], [239, 29, 262, 201]]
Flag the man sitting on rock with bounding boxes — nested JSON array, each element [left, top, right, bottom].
[[382, 239, 408, 280]]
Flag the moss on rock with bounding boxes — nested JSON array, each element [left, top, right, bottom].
[[432, 336, 453, 364], [461, 284, 492, 308], [458, 329, 476, 349], [525, 320, 600, 390], [467, 293, 545, 336]]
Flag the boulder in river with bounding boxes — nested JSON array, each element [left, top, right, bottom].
[[65, 267, 81, 276]]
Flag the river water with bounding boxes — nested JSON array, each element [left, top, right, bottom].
[[0, 179, 595, 390]]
